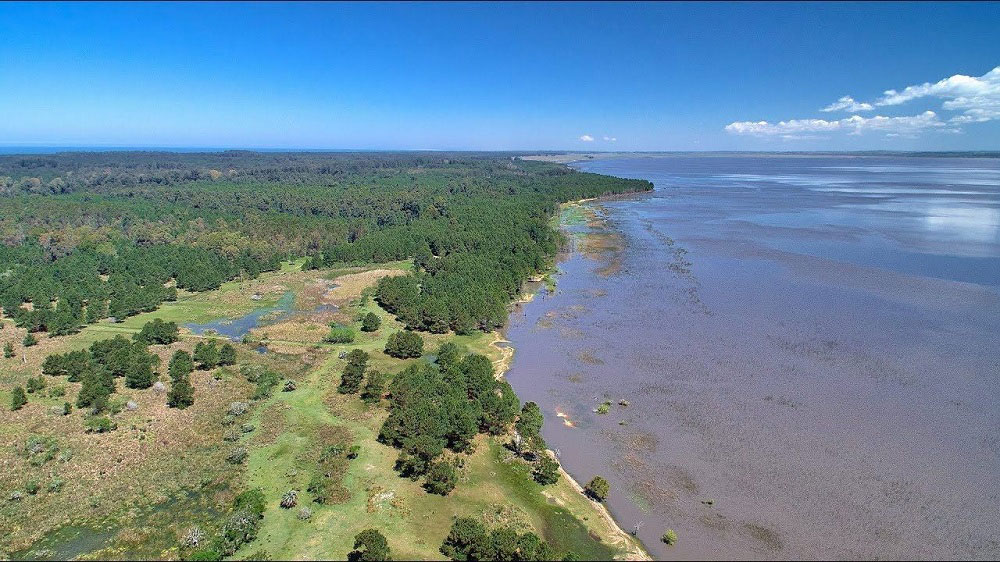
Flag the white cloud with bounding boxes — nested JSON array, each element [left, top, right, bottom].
[[579, 134, 594, 142], [873, 66, 1000, 125], [726, 111, 950, 138], [728, 66, 1000, 139], [876, 67, 1000, 107], [821, 96, 873, 112], [602, 136, 617, 142]]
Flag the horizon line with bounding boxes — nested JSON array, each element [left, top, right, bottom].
[[1, 145, 999, 156]]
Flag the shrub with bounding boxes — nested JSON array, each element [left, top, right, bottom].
[[223, 429, 241, 442], [25, 479, 40, 495], [25, 376, 45, 394], [423, 461, 458, 496], [251, 370, 281, 400], [3, 342, 13, 358], [181, 526, 205, 548], [280, 490, 298, 509], [233, 488, 267, 518], [227, 447, 249, 464], [23, 435, 60, 466], [325, 326, 356, 344], [48, 477, 64, 493], [662, 529, 678, 546], [384, 331, 423, 358], [307, 473, 330, 504], [62, 401, 72, 415], [584, 476, 610, 502], [23, 333, 38, 347], [228, 401, 250, 416], [282, 379, 297, 392], [297, 507, 313, 520], [360, 312, 381, 332], [218, 509, 260, 556], [85, 416, 116, 433], [10, 386, 27, 411]]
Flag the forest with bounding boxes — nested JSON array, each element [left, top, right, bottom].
[[0, 152, 651, 338], [1, 150, 653, 560]]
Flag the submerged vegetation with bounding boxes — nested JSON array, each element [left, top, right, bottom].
[[0, 152, 651, 560]]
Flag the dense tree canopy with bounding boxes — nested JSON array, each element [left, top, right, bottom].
[[0, 152, 651, 342], [440, 516, 559, 561]]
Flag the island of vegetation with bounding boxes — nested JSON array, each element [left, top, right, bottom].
[[0, 151, 652, 560]]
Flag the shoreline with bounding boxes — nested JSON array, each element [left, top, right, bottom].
[[490, 196, 652, 561]]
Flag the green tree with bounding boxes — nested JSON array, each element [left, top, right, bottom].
[[479, 381, 519, 435], [584, 476, 610, 502], [10, 386, 27, 410], [168, 350, 194, 382], [423, 461, 458, 496], [134, 318, 179, 344], [533, 454, 561, 485], [124, 358, 156, 389], [457, 354, 494, 400], [76, 369, 115, 412], [440, 517, 488, 561], [435, 342, 461, 371], [361, 312, 381, 332], [420, 298, 450, 334], [384, 331, 423, 359], [22, 333, 38, 347], [360, 369, 386, 405], [3, 342, 13, 358], [167, 374, 195, 409], [218, 342, 237, 366], [193, 340, 219, 369], [349, 529, 391, 561], [516, 401, 544, 443], [338, 349, 369, 394]]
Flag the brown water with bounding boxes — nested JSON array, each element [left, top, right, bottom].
[[504, 156, 1000, 559]]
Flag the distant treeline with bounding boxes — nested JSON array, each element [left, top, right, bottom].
[[0, 152, 651, 336]]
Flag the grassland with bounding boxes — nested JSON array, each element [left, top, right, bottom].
[[0, 256, 646, 560]]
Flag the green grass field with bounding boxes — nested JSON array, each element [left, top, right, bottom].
[[1, 258, 644, 561]]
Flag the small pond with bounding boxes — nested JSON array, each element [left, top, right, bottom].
[[184, 291, 337, 342]]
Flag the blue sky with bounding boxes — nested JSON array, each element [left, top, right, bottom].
[[1, 2, 998, 151]]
